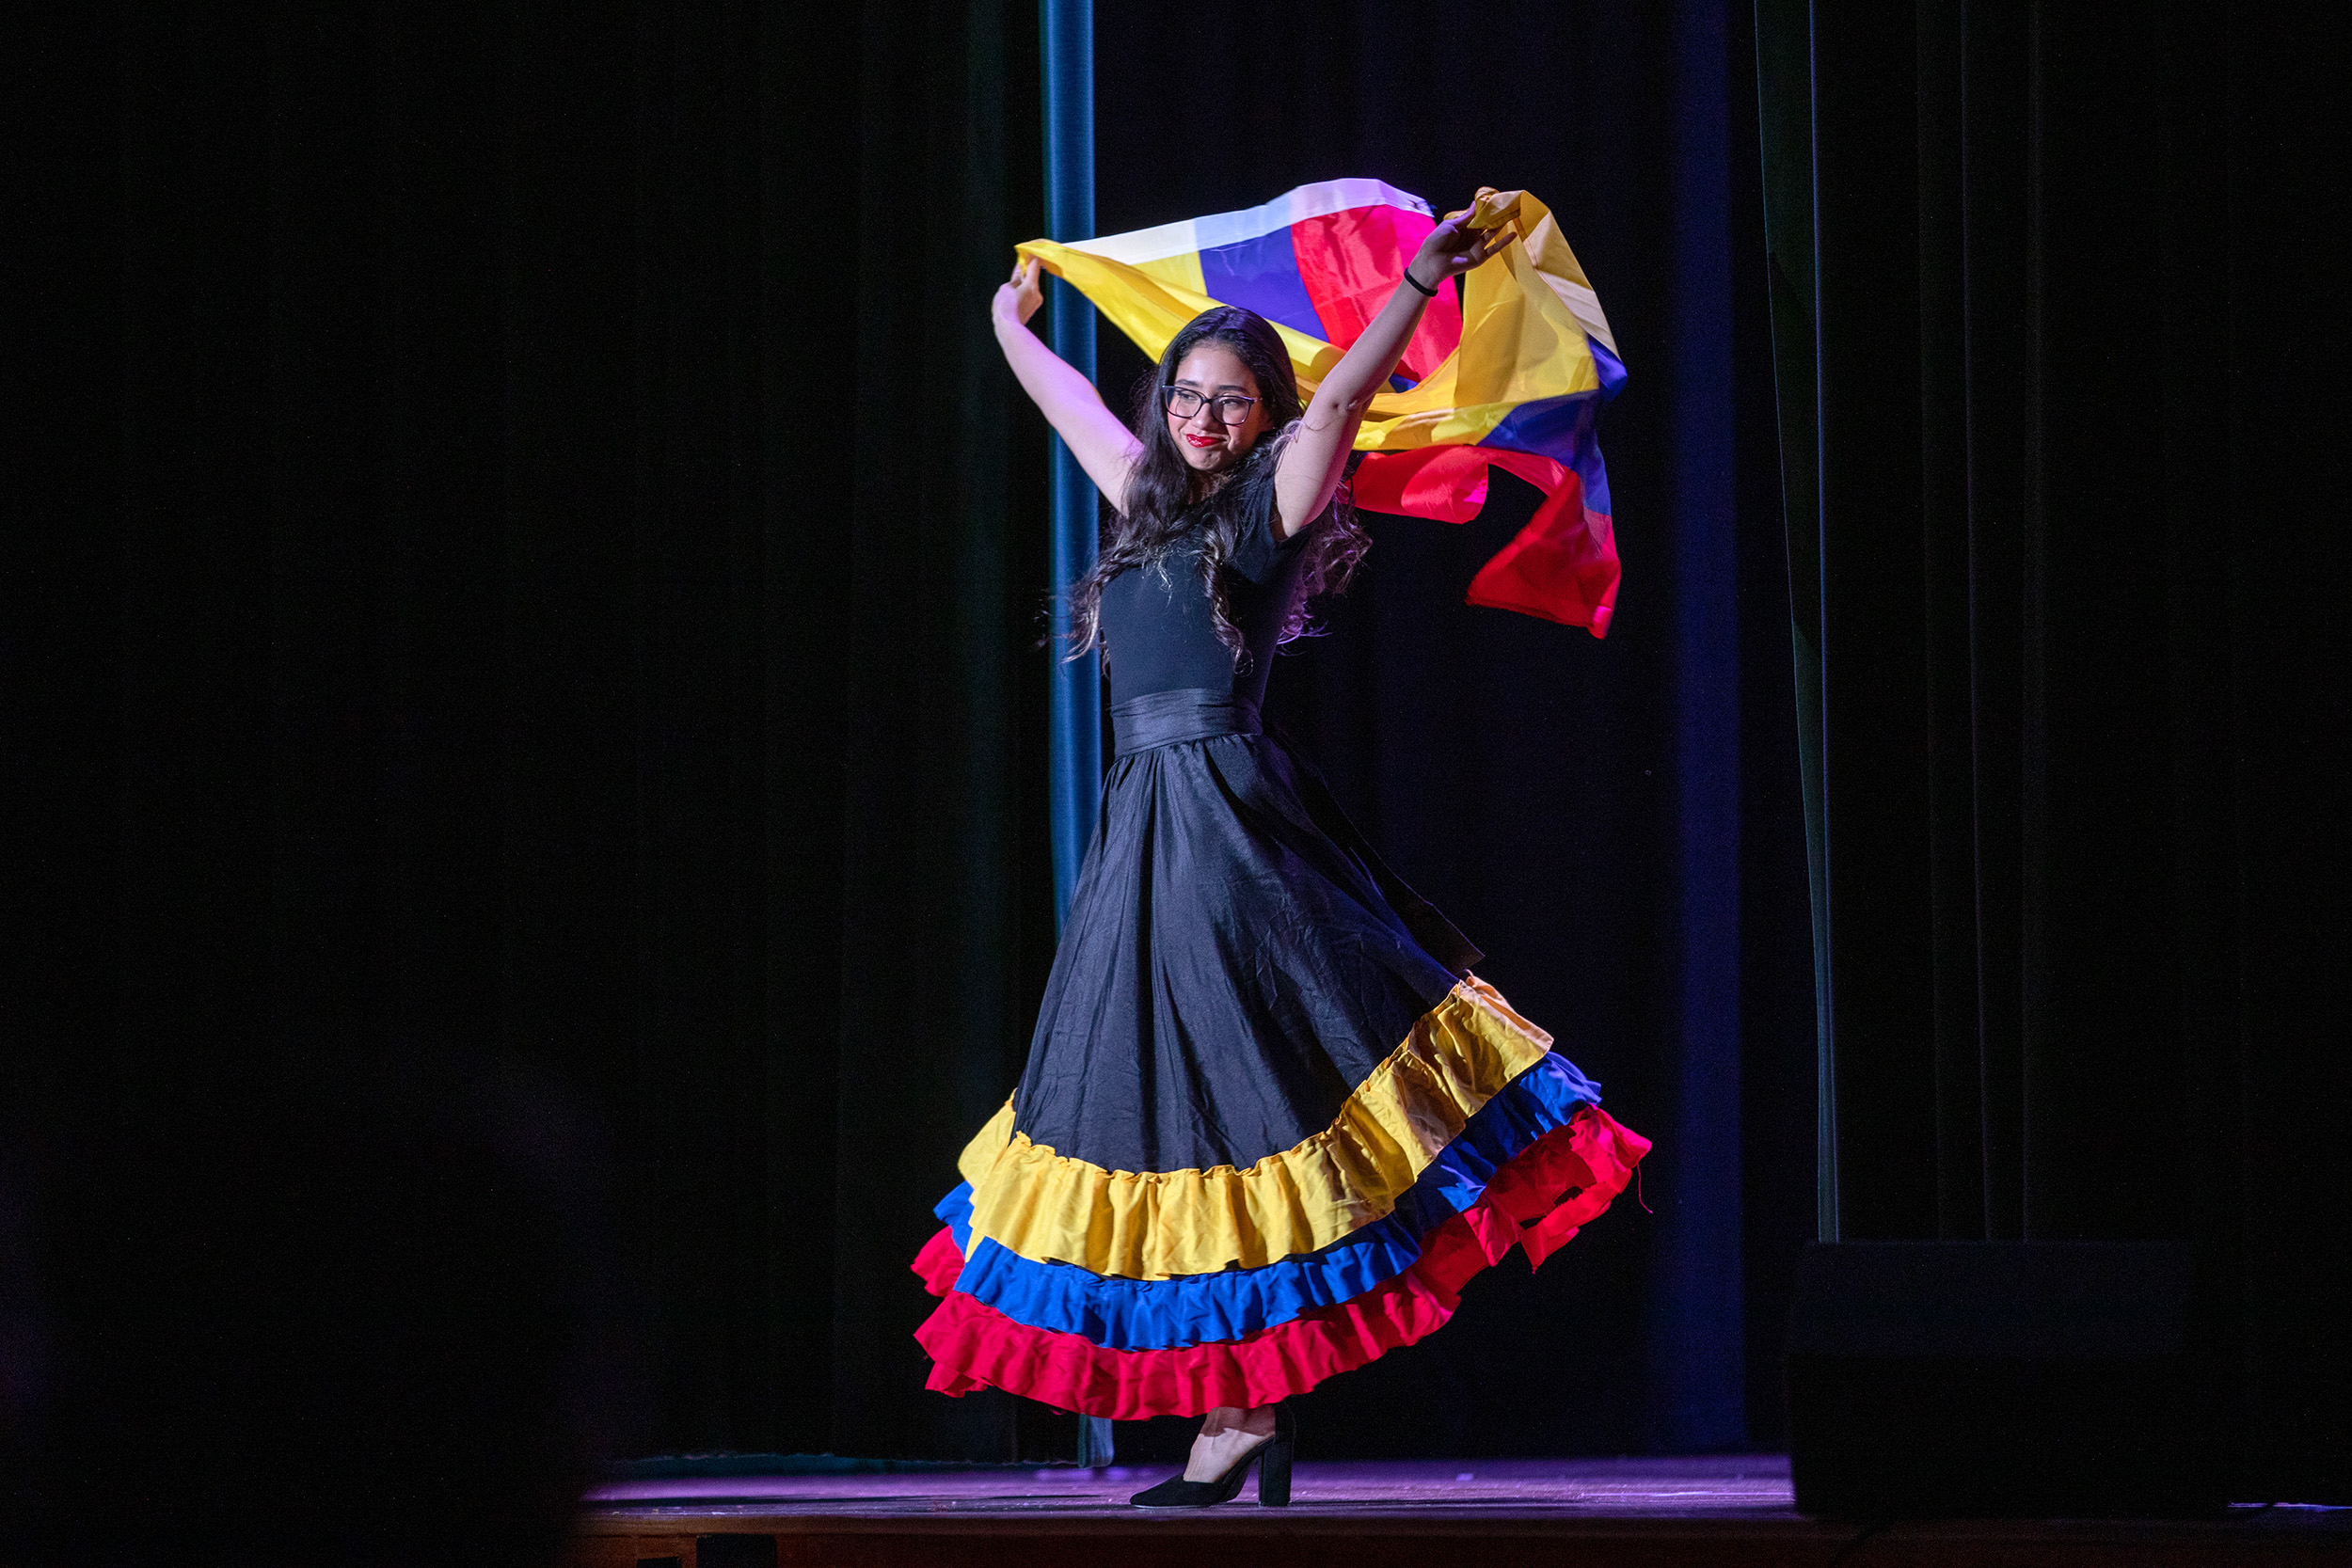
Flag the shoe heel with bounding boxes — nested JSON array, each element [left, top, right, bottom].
[[1257, 1411, 1294, 1507]]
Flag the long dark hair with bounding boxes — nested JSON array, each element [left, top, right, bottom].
[[1065, 306, 1370, 669]]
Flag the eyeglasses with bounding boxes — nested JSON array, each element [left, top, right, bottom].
[[1161, 386, 1259, 425]]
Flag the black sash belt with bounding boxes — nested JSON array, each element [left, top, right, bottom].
[[1111, 688, 1262, 756]]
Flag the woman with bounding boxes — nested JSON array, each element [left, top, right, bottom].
[[911, 206, 1648, 1507]]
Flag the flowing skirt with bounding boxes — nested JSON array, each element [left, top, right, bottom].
[[912, 688, 1648, 1418]]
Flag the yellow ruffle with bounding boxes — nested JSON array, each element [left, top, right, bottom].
[[957, 976, 1554, 1280]]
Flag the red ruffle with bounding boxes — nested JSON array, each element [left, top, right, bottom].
[[912, 1104, 1648, 1419], [912, 1223, 963, 1297]]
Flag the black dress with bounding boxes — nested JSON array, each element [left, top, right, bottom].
[[913, 451, 1647, 1418]]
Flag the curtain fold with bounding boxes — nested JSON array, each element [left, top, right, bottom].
[[16, 0, 1820, 1467], [15, 0, 1064, 1463], [1755, 0, 2351, 1500], [1090, 0, 1811, 1458]]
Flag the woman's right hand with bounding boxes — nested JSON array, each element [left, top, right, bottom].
[[988, 251, 1142, 508], [994, 256, 1045, 329]]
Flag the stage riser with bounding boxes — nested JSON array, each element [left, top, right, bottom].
[[566, 1526, 2350, 1568]]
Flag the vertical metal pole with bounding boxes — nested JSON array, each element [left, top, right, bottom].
[[1041, 0, 1114, 1468], [1042, 0, 1100, 936], [1754, 0, 1837, 1242], [1803, 0, 1839, 1244]]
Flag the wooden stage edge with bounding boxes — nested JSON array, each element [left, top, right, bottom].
[[569, 1457, 2352, 1568]]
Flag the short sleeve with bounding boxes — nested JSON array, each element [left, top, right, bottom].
[[1229, 473, 1326, 584]]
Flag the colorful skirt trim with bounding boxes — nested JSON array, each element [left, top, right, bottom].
[[910, 687, 1649, 1419], [953, 976, 1557, 1279], [915, 1101, 1646, 1418], [924, 1052, 1627, 1349]]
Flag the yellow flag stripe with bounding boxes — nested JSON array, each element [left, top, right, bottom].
[[1017, 184, 1606, 458]]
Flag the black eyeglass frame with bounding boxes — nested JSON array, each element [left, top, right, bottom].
[[1160, 385, 1260, 424]]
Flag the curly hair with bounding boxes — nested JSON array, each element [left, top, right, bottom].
[[1064, 306, 1370, 671]]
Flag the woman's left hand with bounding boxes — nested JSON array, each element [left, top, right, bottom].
[[1410, 209, 1514, 285]]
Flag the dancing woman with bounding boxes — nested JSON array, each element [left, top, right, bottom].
[[911, 205, 1649, 1508]]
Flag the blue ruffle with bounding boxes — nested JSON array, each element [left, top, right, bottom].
[[932, 1053, 1598, 1351]]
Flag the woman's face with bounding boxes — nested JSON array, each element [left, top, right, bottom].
[[1166, 342, 1270, 475]]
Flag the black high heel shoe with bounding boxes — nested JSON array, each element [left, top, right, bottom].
[[1128, 1406, 1295, 1509]]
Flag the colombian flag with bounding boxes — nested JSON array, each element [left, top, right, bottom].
[[1018, 179, 1628, 635]]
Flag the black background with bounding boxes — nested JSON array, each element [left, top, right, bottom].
[[8, 0, 2344, 1499], [1754, 0, 2351, 1501], [1089, 0, 1808, 1462]]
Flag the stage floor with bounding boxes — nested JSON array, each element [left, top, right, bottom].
[[573, 1456, 2351, 1568]]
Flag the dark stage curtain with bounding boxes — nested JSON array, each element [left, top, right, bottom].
[[1755, 0, 2351, 1499], [14, 0, 1810, 1466], [1092, 0, 1813, 1459], [14, 1, 1063, 1464]]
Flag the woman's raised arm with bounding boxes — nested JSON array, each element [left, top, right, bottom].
[[993, 258, 1142, 510], [1273, 212, 1510, 536]]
